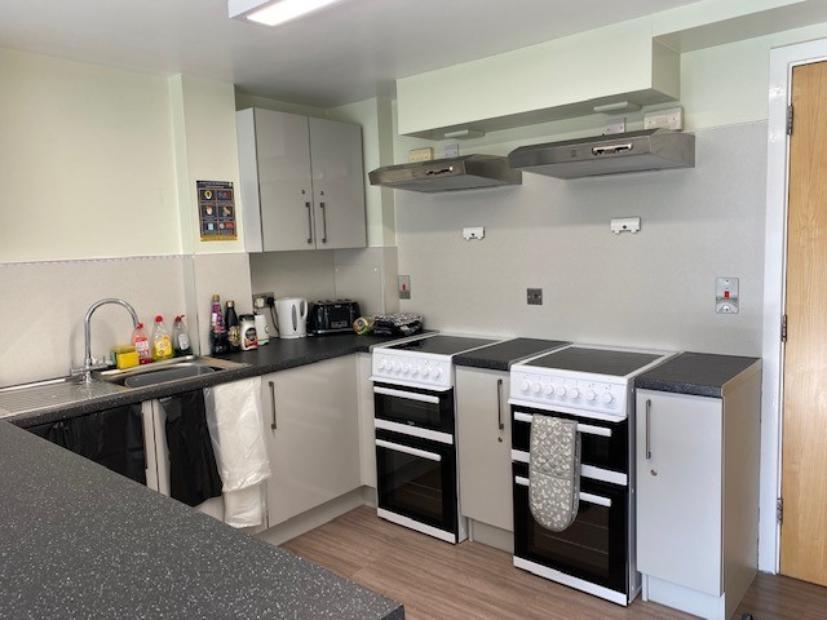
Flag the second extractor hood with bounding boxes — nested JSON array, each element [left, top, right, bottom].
[[508, 129, 695, 179], [368, 155, 522, 193]]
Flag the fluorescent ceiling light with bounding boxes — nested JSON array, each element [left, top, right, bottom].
[[229, 0, 345, 27]]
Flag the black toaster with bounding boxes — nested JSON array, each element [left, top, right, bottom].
[[307, 299, 361, 335]]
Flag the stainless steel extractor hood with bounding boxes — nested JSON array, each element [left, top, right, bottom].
[[508, 129, 694, 179], [368, 155, 522, 193]]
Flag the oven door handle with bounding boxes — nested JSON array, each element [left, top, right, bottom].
[[373, 386, 441, 404], [513, 412, 612, 437], [376, 439, 442, 462], [514, 476, 612, 507]]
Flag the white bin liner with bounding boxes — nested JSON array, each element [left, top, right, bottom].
[[204, 377, 271, 528]]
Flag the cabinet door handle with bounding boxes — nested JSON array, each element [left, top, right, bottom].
[[645, 398, 652, 460], [305, 201, 313, 244], [269, 380, 277, 431], [320, 201, 328, 244], [496, 378, 505, 431]]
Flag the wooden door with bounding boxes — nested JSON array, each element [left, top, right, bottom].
[[308, 117, 367, 250], [635, 390, 723, 596], [781, 60, 827, 586], [255, 109, 316, 251]]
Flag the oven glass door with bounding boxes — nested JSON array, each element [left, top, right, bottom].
[[374, 383, 454, 434], [513, 462, 628, 594], [375, 429, 457, 534], [512, 408, 627, 475]]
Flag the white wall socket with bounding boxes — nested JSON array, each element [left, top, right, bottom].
[[644, 107, 684, 131], [610, 217, 641, 235], [463, 227, 485, 241]]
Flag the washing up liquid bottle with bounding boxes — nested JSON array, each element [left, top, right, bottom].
[[151, 315, 174, 361], [173, 315, 193, 357], [132, 322, 152, 365]]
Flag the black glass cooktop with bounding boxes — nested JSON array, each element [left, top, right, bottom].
[[526, 346, 664, 377], [389, 335, 498, 356]]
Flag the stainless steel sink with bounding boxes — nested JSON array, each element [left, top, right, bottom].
[[0, 377, 130, 419], [0, 356, 249, 419], [96, 356, 249, 387]]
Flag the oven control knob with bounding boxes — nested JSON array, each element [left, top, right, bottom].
[[602, 392, 615, 405], [422, 366, 431, 378], [543, 384, 554, 396], [411, 365, 420, 377], [433, 367, 443, 380], [521, 380, 530, 393], [586, 390, 597, 402], [568, 387, 580, 400], [532, 382, 542, 394], [555, 385, 567, 398], [392, 362, 401, 373], [402, 364, 410, 375], [378, 359, 387, 370]]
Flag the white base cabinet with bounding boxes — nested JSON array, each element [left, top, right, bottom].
[[456, 367, 513, 532], [260, 355, 361, 528], [635, 363, 761, 620]]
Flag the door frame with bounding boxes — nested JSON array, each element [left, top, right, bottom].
[[762, 38, 827, 574]]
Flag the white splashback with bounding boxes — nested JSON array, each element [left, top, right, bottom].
[[395, 122, 767, 356], [0, 256, 187, 386]]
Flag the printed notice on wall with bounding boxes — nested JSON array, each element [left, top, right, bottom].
[[197, 180, 237, 241]]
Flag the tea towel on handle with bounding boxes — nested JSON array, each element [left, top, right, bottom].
[[204, 377, 271, 528], [529, 415, 581, 532]]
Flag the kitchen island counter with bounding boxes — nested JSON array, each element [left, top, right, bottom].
[[0, 420, 403, 619]]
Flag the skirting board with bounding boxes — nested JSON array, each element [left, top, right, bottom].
[[642, 574, 726, 619], [468, 519, 514, 553], [256, 486, 376, 547]]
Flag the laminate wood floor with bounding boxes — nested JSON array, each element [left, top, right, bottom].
[[281, 506, 827, 620]]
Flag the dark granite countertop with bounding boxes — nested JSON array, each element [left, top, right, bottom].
[[635, 352, 761, 398], [0, 421, 403, 619], [454, 338, 570, 372], [8, 333, 417, 428]]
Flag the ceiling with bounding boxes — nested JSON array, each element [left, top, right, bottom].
[[0, 0, 701, 107]]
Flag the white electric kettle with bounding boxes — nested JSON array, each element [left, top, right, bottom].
[[275, 297, 308, 339]]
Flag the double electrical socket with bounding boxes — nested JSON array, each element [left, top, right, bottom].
[[253, 292, 275, 310]]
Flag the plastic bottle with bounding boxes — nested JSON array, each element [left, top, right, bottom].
[[210, 294, 228, 355], [173, 315, 193, 357], [151, 315, 174, 361], [225, 300, 241, 352], [132, 323, 153, 365]]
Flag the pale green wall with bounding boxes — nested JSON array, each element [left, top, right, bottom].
[[171, 75, 246, 254], [0, 47, 180, 262]]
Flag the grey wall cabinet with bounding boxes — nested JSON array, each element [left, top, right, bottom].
[[237, 108, 367, 252], [635, 364, 761, 620], [456, 367, 513, 532]]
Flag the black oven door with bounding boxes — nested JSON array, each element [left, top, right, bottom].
[[513, 461, 628, 595], [374, 383, 454, 435], [375, 429, 457, 536], [512, 407, 628, 476]]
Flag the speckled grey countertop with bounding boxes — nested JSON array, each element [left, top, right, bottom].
[[0, 421, 403, 619], [635, 351, 761, 398], [453, 338, 570, 372], [8, 333, 418, 428]]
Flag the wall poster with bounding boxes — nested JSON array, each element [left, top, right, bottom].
[[197, 180, 237, 241]]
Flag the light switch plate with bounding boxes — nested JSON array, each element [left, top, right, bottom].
[[716, 277, 739, 314], [527, 288, 543, 305], [610, 217, 641, 234], [398, 275, 411, 300]]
